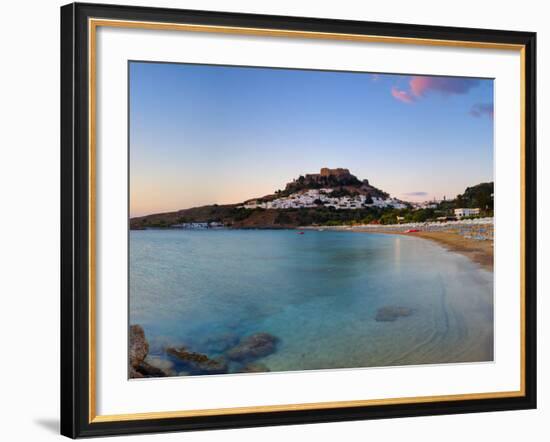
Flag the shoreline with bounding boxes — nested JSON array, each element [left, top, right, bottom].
[[303, 219, 494, 272], [380, 230, 493, 272]]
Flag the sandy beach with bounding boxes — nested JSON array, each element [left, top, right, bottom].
[[393, 230, 493, 271]]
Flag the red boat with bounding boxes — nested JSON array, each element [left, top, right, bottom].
[[298, 231, 305, 235], [405, 229, 420, 233]]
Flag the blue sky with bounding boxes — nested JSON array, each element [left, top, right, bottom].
[[130, 61, 493, 217]]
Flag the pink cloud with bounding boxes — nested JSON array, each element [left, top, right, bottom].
[[391, 75, 480, 103], [410, 76, 479, 97], [391, 87, 415, 104]]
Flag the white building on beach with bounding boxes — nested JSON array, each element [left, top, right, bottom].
[[454, 208, 481, 218]]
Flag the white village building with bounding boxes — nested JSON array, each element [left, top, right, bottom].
[[240, 188, 407, 211]]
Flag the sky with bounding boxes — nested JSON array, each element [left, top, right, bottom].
[[130, 61, 494, 217]]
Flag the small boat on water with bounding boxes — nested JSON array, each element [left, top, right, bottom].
[[298, 231, 305, 235], [405, 229, 420, 233]]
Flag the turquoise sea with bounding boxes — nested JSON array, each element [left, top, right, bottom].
[[129, 229, 493, 375]]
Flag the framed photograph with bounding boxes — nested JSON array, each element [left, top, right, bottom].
[[60, 2, 536, 438]]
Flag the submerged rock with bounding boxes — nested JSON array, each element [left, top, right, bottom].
[[226, 332, 279, 362], [135, 360, 166, 377], [166, 347, 228, 375], [145, 356, 175, 376], [241, 362, 271, 373], [375, 306, 413, 322], [201, 332, 240, 353], [199, 358, 228, 374], [145, 355, 174, 371], [167, 347, 211, 364], [148, 335, 179, 354]]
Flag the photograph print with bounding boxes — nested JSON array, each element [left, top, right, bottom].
[[128, 61, 494, 379]]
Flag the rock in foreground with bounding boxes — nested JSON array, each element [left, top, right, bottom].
[[226, 332, 279, 362], [166, 347, 228, 375], [129, 325, 149, 368], [375, 306, 413, 322], [134, 360, 166, 377], [129, 324, 153, 378], [129, 325, 168, 378]]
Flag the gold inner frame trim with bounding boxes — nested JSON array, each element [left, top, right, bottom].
[[88, 18, 527, 424]]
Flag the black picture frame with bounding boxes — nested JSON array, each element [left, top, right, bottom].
[[61, 2, 537, 438]]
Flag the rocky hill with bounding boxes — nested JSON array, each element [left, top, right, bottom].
[[130, 168, 401, 230], [281, 168, 388, 199]]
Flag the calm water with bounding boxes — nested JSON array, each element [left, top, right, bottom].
[[130, 229, 493, 375]]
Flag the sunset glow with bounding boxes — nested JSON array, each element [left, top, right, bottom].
[[130, 62, 493, 217]]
